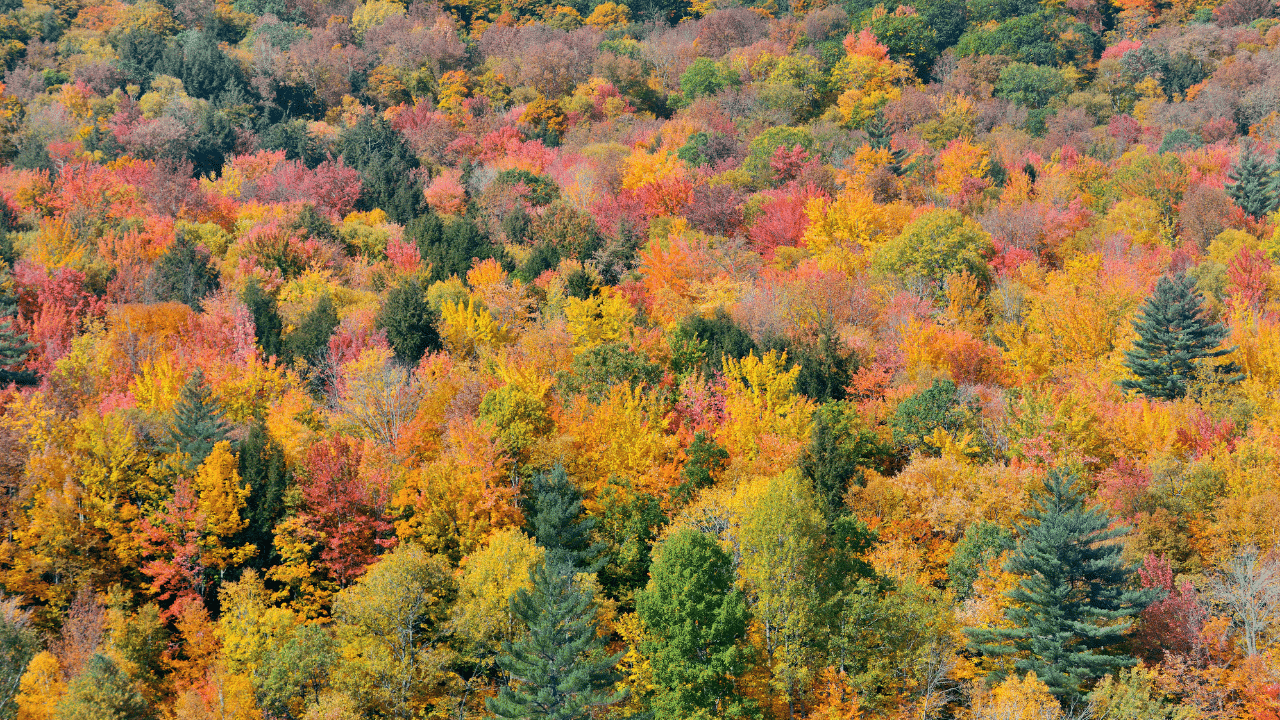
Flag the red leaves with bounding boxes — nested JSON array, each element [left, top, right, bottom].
[[297, 436, 397, 586], [1134, 553, 1207, 664], [12, 262, 106, 376], [253, 157, 363, 220]]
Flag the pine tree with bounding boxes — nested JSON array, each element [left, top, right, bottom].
[[486, 561, 624, 720], [235, 422, 289, 570], [526, 465, 606, 574], [637, 529, 755, 720], [241, 278, 282, 360], [964, 469, 1158, 702], [866, 109, 910, 176], [0, 276, 33, 386], [170, 368, 231, 469], [1121, 272, 1239, 400], [375, 280, 441, 367], [147, 230, 220, 311], [340, 116, 425, 225], [1226, 140, 1280, 220]]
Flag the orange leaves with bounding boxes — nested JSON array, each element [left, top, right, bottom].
[[901, 319, 1009, 387], [842, 28, 890, 60], [638, 235, 752, 326], [393, 417, 524, 560], [935, 138, 991, 200]]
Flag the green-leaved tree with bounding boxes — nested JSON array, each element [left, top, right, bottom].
[[1121, 272, 1239, 400], [637, 529, 755, 720], [1226, 140, 1280, 220], [486, 561, 624, 720], [965, 469, 1158, 701]]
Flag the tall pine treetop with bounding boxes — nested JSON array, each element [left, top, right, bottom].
[[526, 465, 606, 575], [170, 368, 231, 469], [1121, 272, 1238, 400], [486, 560, 624, 720], [1226, 140, 1280, 220], [966, 469, 1158, 702]]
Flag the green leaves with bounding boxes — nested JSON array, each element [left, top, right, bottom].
[[965, 468, 1159, 700], [1121, 272, 1239, 400], [637, 529, 754, 720]]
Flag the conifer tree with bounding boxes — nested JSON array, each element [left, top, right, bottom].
[[0, 276, 33, 386], [375, 280, 441, 367], [147, 231, 220, 311], [170, 369, 231, 469], [866, 109, 910, 176], [526, 465, 605, 574], [340, 116, 425, 225], [486, 560, 624, 720], [241, 278, 282, 360], [1121, 272, 1239, 400], [54, 654, 152, 720], [637, 529, 754, 720], [965, 469, 1158, 702], [1226, 140, 1280, 220], [235, 422, 289, 569]]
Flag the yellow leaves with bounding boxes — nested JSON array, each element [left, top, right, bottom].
[[554, 384, 681, 507], [801, 190, 913, 273], [564, 288, 636, 351], [218, 569, 302, 673], [332, 347, 422, 447], [927, 428, 982, 460], [718, 351, 814, 473], [995, 254, 1145, 378], [621, 148, 684, 191], [194, 442, 254, 571], [613, 612, 657, 715], [584, 0, 629, 27], [830, 49, 912, 128], [351, 0, 406, 37], [440, 298, 516, 359], [935, 138, 991, 198], [15, 651, 64, 720], [1100, 196, 1166, 247], [453, 528, 543, 645], [972, 672, 1063, 720], [130, 355, 186, 415]]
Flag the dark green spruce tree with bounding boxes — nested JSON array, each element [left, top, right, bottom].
[[964, 469, 1158, 701], [375, 280, 441, 366], [170, 368, 231, 469], [235, 421, 289, 569], [0, 276, 34, 386], [486, 560, 625, 720], [866, 109, 910, 176], [147, 231, 220, 311], [526, 464, 606, 573], [1226, 140, 1280, 220], [1120, 272, 1239, 400]]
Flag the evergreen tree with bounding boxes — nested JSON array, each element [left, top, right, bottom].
[[486, 561, 624, 720], [1121, 272, 1239, 400], [147, 230, 220, 310], [283, 294, 339, 366], [866, 109, 910, 176], [235, 421, 289, 569], [0, 275, 34, 386], [340, 116, 425, 225], [170, 368, 231, 469], [241, 278, 282, 359], [526, 465, 606, 574], [964, 469, 1158, 701], [671, 431, 728, 505], [54, 654, 152, 720], [1226, 140, 1280, 220], [801, 402, 888, 521], [637, 529, 754, 720], [408, 212, 504, 283], [375, 279, 441, 367]]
